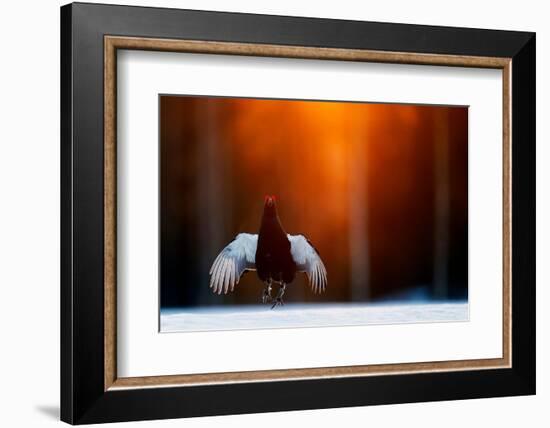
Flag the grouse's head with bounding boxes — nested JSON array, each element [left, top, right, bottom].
[[263, 195, 278, 216]]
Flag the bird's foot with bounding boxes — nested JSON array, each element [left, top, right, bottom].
[[270, 284, 286, 309], [261, 291, 272, 304], [271, 297, 284, 309], [261, 285, 273, 304]]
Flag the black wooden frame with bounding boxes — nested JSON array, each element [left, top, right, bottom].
[[61, 2, 535, 424]]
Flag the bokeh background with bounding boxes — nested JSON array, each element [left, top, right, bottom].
[[160, 95, 468, 308]]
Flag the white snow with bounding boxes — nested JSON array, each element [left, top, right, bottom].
[[160, 302, 468, 333]]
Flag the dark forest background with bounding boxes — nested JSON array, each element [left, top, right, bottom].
[[160, 95, 468, 308]]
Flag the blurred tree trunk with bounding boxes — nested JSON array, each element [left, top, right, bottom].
[[349, 124, 370, 301], [197, 100, 231, 304], [432, 109, 450, 299]]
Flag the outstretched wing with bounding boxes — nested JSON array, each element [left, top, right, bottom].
[[288, 234, 327, 293], [209, 233, 258, 294]]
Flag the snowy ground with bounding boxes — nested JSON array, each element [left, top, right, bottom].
[[160, 302, 468, 333]]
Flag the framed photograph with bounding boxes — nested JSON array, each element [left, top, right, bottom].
[[61, 2, 535, 424]]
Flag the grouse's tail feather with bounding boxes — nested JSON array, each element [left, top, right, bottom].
[[209, 233, 258, 294], [287, 234, 328, 293]]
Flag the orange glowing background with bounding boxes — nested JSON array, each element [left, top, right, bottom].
[[160, 95, 468, 307]]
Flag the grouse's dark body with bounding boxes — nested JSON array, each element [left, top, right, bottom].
[[255, 200, 297, 284]]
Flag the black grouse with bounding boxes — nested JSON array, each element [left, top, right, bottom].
[[209, 195, 327, 308]]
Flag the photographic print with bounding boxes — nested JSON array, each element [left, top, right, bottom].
[[62, 7, 534, 422], [160, 95, 468, 332]]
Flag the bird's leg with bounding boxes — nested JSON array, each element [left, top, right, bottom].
[[271, 283, 286, 309], [261, 279, 273, 304]]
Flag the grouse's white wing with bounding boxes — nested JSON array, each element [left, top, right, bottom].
[[288, 234, 327, 293], [209, 233, 258, 294]]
